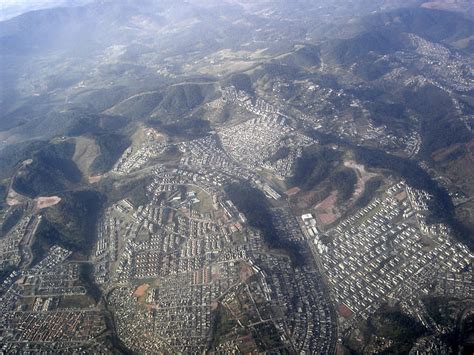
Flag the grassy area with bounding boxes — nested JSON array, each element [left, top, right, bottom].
[[58, 294, 96, 309], [193, 187, 213, 214], [72, 136, 100, 176], [99, 175, 152, 207], [209, 305, 238, 349], [89, 133, 131, 175]]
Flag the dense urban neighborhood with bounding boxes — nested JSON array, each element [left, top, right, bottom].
[[0, 0, 473, 353]]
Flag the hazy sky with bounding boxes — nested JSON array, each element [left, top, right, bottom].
[[0, 0, 91, 21], [1, 0, 60, 5]]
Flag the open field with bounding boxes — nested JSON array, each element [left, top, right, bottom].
[[314, 191, 339, 227], [73, 137, 100, 176]]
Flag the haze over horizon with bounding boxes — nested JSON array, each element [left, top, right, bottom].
[[0, 1, 472, 353], [0, 0, 92, 21]]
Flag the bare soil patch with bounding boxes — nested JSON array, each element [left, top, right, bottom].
[[314, 191, 339, 226], [88, 175, 102, 184], [6, 188, 27, 206], [134, 283, 150, 298], [395, 191, 407, 202], [344, 160, 378, 203], [286, 187, 301, 196], [337, 303, 354, 319], [239, 263, 254, 282], [36, 196, 61, 209]]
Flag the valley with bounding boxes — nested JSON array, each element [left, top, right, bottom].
[[0, 0, 473, 353]]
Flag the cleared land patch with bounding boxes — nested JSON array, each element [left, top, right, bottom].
[[344, 160, 378, 204], [36, 196, 62, 209], [73, 137, 100, 176]]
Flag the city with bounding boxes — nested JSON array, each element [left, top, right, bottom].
[[0, 0, 473, 353]]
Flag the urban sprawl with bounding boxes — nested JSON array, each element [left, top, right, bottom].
[[0, 86, 472, 353]]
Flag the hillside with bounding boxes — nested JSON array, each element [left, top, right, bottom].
[[0, 1, 472, 353], [35, 190, 105, 254], [151, 83, 218, 121], [12, 141, 82, 198]]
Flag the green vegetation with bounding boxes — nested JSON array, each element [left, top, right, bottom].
[[30, 221, 57, 266], [79, 263, 102, 302], [365, 7, 474, 43], [13, 141, 82, 198], [70, 86, 132, 113], [402, 85, 472, 157], [304, 129, 341, 146], [0, 140, 48, 180], [225, 181, 306, 266], [353, 146, 436, 191], [268, 146, 290, 163], [152, 118, 211, 140], [422, 297, 474, 354], [209, 305, 238, 349], [98, 175, 152, 207], [89, 133, 131, 175], [251, 63, 302, 87], [290, 145, 341, 191], [0, 266, 15, 283], [107, 92, 163, 120], [355, 177, 383, 209], [228, 73, 254, 95], [290, 145, 358, 206], [0, 206, 24, 237], [368, 304, 426, 353], [422, 296, 457, 327], [369, 101, 409, 130], [331, 168, 357, 202], [153, 83, 217, 120], [280, 45, 321, 69], [36, 190, 105, 255], [253, 322, 285, 351], [0, 183, 6, 209], [461, 314, 474, 355], [16, 111, 106, 140], [322, 30, 402, 70]]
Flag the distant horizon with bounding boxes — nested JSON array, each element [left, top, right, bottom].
[[0, 0, 92, 21], [0, 1, 472, 352]]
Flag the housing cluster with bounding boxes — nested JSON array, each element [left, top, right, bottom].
[[93, 142, 337, 352], [305, 181, 473, 336], [0, 246, 109, 353], [221, 86, 314, 178]]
